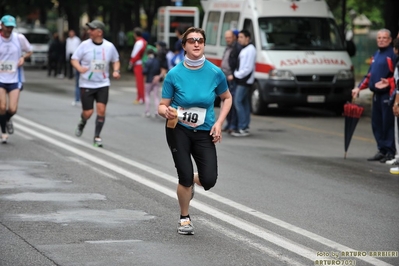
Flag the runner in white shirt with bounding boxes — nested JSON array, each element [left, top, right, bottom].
[[0, 15, 32, 143], [71, 20, 120, 147]]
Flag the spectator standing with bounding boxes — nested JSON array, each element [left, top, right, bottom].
[[375, 38, 399, 173], [130, 27, 147, 104], [352, 29, 397, 163], [228, 29, 256, 137], [158, 27, 232, 235], [117, 29, 126, 53], [142, 49, 161, 117], [71, 20, 120, 147], [221, 29, 241, 133], [0, 15, 32, 143], [171, 27, 185, 67], [66, 29, 82, 105], [48, 32, 62, 77]]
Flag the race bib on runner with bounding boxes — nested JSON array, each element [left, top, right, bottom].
[[91, 60, 106, 72], [177, 106, 206, 128], [0, 61, 17, 73]]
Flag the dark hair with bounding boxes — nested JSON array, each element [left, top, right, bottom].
[[175, 26, 185, 36], [181, 27, 206, 46], [147, 48, 155, 55], [393, 38, 399, 50], [239, 29, 251, 39], [134, 27, 142, 37]]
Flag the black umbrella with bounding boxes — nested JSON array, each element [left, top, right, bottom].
[[344, 101, 364, 159]]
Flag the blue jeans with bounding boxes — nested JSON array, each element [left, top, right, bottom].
[[234, 84, 251, 130], [74, 71, 80, 102]]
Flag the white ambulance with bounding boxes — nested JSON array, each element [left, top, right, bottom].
[[200, 0, 355, 115], [16, 26, 50, 68]]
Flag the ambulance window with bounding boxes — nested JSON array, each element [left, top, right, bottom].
[[243, 19, 255, 47], [205, 11, 220, 45], [220, 12, 240, 46]]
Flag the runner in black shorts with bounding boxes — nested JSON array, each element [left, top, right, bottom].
[[0, 15, 32, 143], [71, 20, 120, 147]]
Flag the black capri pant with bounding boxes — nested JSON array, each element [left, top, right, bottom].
[[166, 123, 218, 190]]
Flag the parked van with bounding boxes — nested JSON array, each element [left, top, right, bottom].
[[15, 26, 50, 68], [201, 0, 355, 115]]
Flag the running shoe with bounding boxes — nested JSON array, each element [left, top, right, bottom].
[[177, 218, 194, 235], [6, 120, 14, 134], [93, 137, 103, 148], [75, 120, 85, 137], [1, 134, 8, 144]]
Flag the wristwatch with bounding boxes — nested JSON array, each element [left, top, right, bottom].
[[113, 70, 120, 73]]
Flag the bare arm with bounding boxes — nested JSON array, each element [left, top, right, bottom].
[[211, 90, 232, 143], [112, 61, 121, 79], [71, 59, 89, 74]]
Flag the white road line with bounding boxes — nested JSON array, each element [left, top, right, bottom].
[[198, 217, 305, 266], [85, 240, 142, 244], [68, 157, 119, 180], [13, 116, 394, 266]]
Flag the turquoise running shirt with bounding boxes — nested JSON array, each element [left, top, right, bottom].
[[162, 60, 228, 131]]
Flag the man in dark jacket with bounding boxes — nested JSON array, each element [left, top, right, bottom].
[[352, 29, 397, 162], [48, 32, 62, 77]]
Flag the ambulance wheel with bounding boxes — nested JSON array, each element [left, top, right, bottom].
[[251, 82, 268, 115]]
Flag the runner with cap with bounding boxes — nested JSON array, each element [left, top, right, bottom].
[[71, 20, 120, 147], [0, 15, 32, 143]]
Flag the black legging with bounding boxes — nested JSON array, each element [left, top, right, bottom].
[[166, 123, 218, 190]]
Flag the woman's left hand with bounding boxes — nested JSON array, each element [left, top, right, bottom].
[[210, 124, 222, 143]]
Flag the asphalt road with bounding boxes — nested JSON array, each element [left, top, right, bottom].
[[0, 68, 398, 266]]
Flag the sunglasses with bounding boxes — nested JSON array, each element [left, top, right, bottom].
[[186, 37, 205, 44]]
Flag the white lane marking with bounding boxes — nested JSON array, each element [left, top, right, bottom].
[[198, 217, 305, 266], [13, 116, 395, 266], [85, 240, 142, 244], [68, 157, 119, 180]]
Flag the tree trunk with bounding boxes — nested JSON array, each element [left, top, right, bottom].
[[384, 0, 399, 38]]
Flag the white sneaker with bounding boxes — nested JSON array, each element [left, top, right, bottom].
[[390, 167, 399, 175], [231, 129, 250, 137], [386, 158, 398, 165], [1, 134, 8, 144]]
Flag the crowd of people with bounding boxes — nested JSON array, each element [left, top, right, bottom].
[[3, 12, 399, 237]]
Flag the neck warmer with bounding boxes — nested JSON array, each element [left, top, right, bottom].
[[185, 55, 205, 67]]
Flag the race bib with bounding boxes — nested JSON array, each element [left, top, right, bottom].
[[91, 60, 106, 72], [0, 61, 17, 73], [177, 106, 206, 127]]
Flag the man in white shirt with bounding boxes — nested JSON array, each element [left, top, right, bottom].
[[71, 20, 120, 147], [66, 29, 81, 105], [0, 15, 32, 143], [228, 29, 256, 137]]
